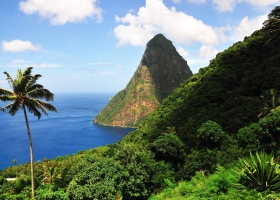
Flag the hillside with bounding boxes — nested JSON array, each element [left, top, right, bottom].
[[2, 7, 280, 200], [130, 30, 280, 149], [93, 34, 193, 127]]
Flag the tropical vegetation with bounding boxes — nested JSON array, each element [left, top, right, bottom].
[[1, 6, 280, 200]]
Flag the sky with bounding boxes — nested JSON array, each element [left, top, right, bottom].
[[0, 0, 278, 93]]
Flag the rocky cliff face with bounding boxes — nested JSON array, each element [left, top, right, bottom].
[[93, 33, 193, 127]]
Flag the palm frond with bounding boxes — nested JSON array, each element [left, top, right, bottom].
[[0, 95, 17, 102], [25, 104, 42, 119], [0, 88, 14, 96], [27, 88, 54, 101], [7, 101, 21, 116], [262, 15, 280, 45], [24, 98, 57, 119], [14, 69, 34, 94], [25, 74, 42, 92], [3, 72, 15, 89], [39, 101, 57, 113], [23, 67, 33, 76]]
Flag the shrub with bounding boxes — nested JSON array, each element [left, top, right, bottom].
[[234, 151, 280, 191]]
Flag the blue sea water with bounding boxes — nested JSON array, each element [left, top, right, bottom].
[[0, 93, 135, 169]]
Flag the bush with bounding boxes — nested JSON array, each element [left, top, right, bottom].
[[197, 120, 226, 150], [234, 151, 280, 192]]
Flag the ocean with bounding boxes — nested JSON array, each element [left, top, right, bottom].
[[0, 93, 135, 169]]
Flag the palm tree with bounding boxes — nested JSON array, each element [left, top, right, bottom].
[[258, 89, 280, 118], [262, 6, 280, 45], [0, 67, 57, 199]]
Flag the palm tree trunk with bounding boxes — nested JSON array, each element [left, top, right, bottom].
[[23, 106, 35, 199]]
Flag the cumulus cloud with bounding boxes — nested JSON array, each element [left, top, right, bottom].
[[231, 15, 267, 42], [2, 40, 41, 52], [114, 0, 226, 47], [212, 0, 280, 12], [212, 0, 237, 12], [177, 47, 189, 58], [198, 45, 220, 59], [244, 0, 280, 7], [19, 0, 102, 25]]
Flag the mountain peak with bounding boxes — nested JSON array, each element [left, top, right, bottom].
[[146, 33, 170, 46], [94, 34, 193, 127]]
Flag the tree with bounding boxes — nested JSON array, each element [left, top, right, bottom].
[[148, 129, 186, 166], [238, 110, 280, 152], [0, 67, 57, 199], [258, 89, 280, 118], [197, 120, 225, 150], [262, 6, 280, 44]]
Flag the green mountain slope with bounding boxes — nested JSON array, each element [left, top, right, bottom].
[[131, 29, 280, 150], [3, 7, 280, 200], [94, 34, 193, 127]]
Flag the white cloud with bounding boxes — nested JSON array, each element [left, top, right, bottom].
[[177, 47, 189, 58], [212, 0, 280, 12], [188, 58, 210, 65], [19, 0, 102, 25], [212, 0, 237, 12], [2, 40, 42, 52], [231, 15, 267, 42], [198, 45, 220, 59], [244, 0, 280, 7], [114, 0, 226, 47]]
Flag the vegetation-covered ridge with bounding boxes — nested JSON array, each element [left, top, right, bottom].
[[2, 6, 280, 200], [131, 27, 280, 149], [94, 33, 193, 127]]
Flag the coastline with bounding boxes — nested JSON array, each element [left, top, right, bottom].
[[92, 121, 138, 129]]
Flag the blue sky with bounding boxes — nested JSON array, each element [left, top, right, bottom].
[[0, 0, 278, 93]]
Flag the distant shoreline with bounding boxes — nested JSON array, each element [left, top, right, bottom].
[[92, 121, 138, 129]]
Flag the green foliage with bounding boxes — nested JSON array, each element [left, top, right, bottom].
[[68, 157, 123, 200], [197, 120, 225, 150], [148, 129, 186, 166], [237, 110, 280, 152], [114, 143, 156, 199], [234, 151, 280, 192], [262, 6, 280, 44], [36, 185, 68, 200], [258, 89, 280, 118], [149, 165, 239, 200], [177, 149, 219, 180]]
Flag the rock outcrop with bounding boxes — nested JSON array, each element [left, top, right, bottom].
[[93, 33, 193, 127]]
